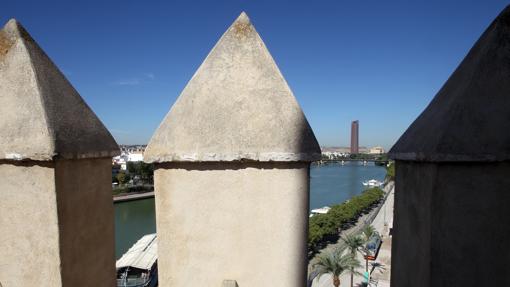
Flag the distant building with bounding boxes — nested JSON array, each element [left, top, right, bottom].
[[350, 120, 359, 154], [112, 148, 144, 170], [321, 146, 351, 154], [321, 150, 349, 159], [127, 152, 144, 162], [321, 146, 368, 156], [369, 146, 385, 154]]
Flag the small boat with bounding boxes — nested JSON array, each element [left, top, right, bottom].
[[116, 233, 158, 287], [311, 206, 331, 215], [362, 179, 383, 187], [310, 206, 331, 218]]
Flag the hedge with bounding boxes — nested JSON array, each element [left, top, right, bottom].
[[308, 187, 384, 250]]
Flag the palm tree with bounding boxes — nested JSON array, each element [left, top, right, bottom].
[[313, 246, 362, 287], [342, 234, 364, 287], [362, 225, 376, 242], [361, 225, 377, 271]]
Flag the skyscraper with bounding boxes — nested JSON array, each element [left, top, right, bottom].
[[351, 120, 359, 154]]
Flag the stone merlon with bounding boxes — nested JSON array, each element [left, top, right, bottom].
[[0, 19, 119, 161], [144, 12, 321, 163], [389, 5, 510, 162]]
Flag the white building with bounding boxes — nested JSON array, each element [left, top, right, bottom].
[[369, 146, 385, 154], [127, 152, 144, 162]]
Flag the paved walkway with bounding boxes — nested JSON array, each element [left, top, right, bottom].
[[368, 185, 393, 287], [310, 183, 394, 287], [113, 191, 155, 203]]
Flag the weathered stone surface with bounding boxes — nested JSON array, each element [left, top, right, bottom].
[[144, 12, 320, 163], [0, 158, 116, 287], [154, 162, 309, 287], [389, 6, 510, 162], [148, 12, 316, 287], [0, 19, 119, 161], [0, 162, 61, 286], [55, 159, 116, 287], [0, 18, 118, 287], [389, 7, 510, 287], [391, 162, 510, 287], [222, 280, 239, 287]]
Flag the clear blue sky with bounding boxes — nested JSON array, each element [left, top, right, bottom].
[[3, 0, 508, 149]]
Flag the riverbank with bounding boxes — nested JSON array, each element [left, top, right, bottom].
[[308, 181, 394, 287], [308, 187, 384, 254], [114, 191, 155, 203], [113, 183, 154, 203]]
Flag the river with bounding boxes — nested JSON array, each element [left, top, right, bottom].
[[114, 161, 386, 258]]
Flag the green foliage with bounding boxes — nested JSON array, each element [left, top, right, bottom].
[[127, 161, 154, 183], [116, 171, 131, 185], [361, 225, 376, 242], [342, 234, 364, 256], [308, 187, 384, 250], [313, 246, 362, 286], [385, 161, 395, 181], [375, 154, 388, 161], [348, 153, 384, 160]]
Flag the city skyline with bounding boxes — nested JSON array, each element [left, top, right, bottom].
[[2, 0, 508, 150]]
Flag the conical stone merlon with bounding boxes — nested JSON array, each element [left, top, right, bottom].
[[145, 12, 320, 162], [0, 19, 118, 161], [389, 6, 510, 162]]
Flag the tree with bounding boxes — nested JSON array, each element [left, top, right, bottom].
[[362, 225, 376, 243], [313, 246, 361, 287], [139, 162, 154, 182], [308, 188, 384, 252], [127, 161, 140, 175], [126, 161, 154, 183], [342, 234, 365, 287], [116, 171, 130, 185], [361, 225, 377, 271]]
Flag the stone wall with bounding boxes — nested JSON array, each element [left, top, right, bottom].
[[154, 162, 310, 286]]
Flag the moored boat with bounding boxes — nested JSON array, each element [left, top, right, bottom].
[[362, 179, 383, 187], [309, 206, 331, 217], [116, 233, 158, 287]]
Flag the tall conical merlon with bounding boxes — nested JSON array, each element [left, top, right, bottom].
[[0, 19, 118, 161], [144, 11, 320, 162], [390, 6, 510, 162], [388, 5, 510, 287], [146, 12, 319, 287], [0, 19, 118, 287]]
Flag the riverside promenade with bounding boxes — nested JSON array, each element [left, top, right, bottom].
[[310, 182, 394, 287]]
